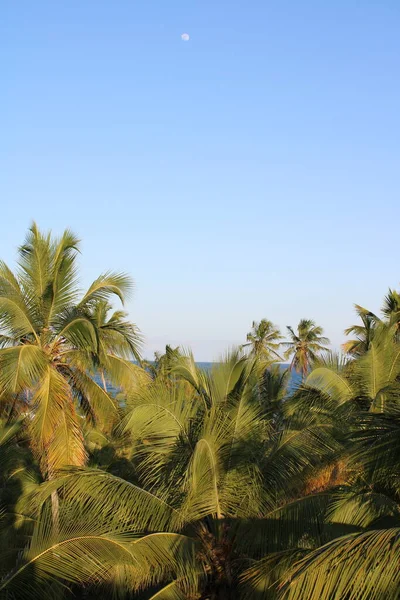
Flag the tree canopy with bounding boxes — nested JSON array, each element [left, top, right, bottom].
[[0, 225, 400, 599]]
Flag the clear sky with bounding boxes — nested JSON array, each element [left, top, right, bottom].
[[2, 1, 400, 360]]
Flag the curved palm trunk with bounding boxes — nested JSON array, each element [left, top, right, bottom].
[[302, 362, 308, 381]]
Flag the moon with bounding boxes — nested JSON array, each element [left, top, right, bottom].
[[181, 33, 190, 41]]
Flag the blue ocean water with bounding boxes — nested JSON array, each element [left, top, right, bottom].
[[96, 363, 301, 395], [197, 362, 301, 392]]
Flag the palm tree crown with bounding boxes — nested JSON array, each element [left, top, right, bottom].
[[0, 223, 142, 478], [243, 319, 283, 363], [382, 288, 400, 332], [342, 304, 380, 357], [284, 319, 330, 378]]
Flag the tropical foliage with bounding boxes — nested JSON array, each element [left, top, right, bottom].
[[242, 319, 283, 369], [0, 224, 142, 480], [284, 319, 330, 379], [0, 225, 400, 599]]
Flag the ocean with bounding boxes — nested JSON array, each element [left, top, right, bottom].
[[197, 362, 301, 391], [96, 363, 301, 395]]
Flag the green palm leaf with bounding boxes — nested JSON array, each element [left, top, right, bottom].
[[281, 528, 400, 600]]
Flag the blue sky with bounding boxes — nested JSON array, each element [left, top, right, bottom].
[[2, 1, 400, 360]]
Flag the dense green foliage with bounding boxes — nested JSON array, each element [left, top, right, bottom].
[[0, 225, 399, 599]]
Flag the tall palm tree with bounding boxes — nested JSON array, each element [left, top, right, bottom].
[[0, 223, 142, 479], [342, 304, 380, 357], [284, 319, 330, 379], [243, 319, 283, 364]]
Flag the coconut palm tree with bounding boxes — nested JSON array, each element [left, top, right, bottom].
[[153, 345, 182, 378], [242, 319, 283, 364], [382, 288, 400, 334], [342, 304, 380, 357], [284, 320, 330, 379], [280, 403, 400, 599], [343, 291, 400, 358], [0, 223, 142, 479], [0, 350, 341, 599], [276, 328, 400, 599], [4, 225, 400, 599]]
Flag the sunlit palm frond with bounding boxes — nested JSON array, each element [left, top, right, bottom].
[[29, 366, 86, 475], [208, 348, 254, 405], [0, 292, 38, 342], [79, 272, 133, 308], [0, 498, 197, 600], [183, 433, 224, 521], [45, 228, 80, 325], [281, 528, 400, 600], [56, 310, 99, 353], [94, 300, 143, 362], [70, 369, 118, 427], [103, 354, 151, 392], [0, 345, 47, 395], [169, 350, 210, 399], [304, 360, 354, 406], [17, 223, 52, 315], [27, 468, 181, 532], [352, 330, 400, 410]]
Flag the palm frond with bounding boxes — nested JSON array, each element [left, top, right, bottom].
[[29, 366, 86, 475], [0, 345, 47, 394], [79, 272, 133, 308], [281, 528, 400, 600]]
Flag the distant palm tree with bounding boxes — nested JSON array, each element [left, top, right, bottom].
[[243, 319, 283, 363], [342, 304, 380, 357], [284, 319, 330, 379], [382, 288, 400, 334], [151, 344, 182, 379]]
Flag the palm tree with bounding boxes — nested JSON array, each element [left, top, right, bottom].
[[382, 288, 400, 334], [343, 292, 400, 358], [242, 319, 283, 364], [342, 304, 380, 357], [153, 344, 182, 378], [5, 226, 400, 599], [0, 350, 340, 599], [278, 330, 400, 599], [284, 320, 330, 379], [0, 223, 142, 479]]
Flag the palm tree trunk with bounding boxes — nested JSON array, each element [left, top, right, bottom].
[[100, 370, 107, 392], [51, 490, 60, 535]]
